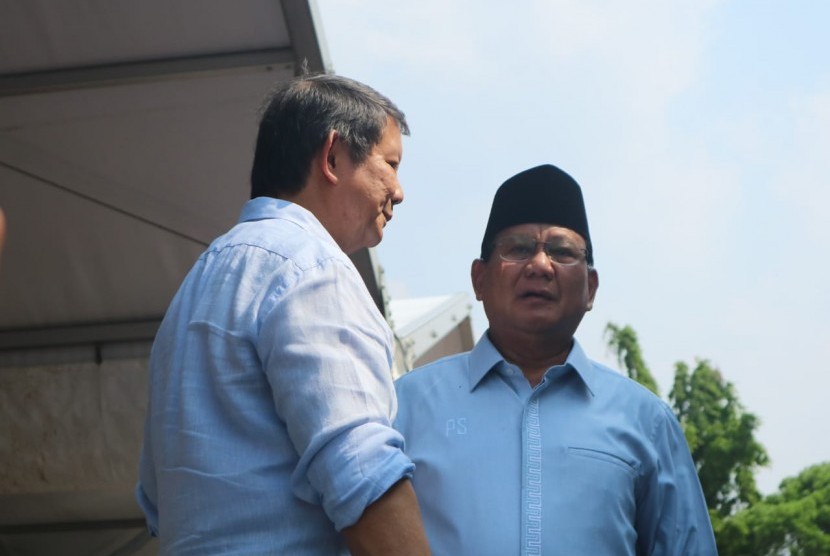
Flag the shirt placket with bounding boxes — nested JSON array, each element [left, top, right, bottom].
[[521, 376, 552, 556], [521, 393, 543, 555]]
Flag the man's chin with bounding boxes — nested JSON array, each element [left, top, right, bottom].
[[361, 231, 383, 250], [371, 224, 386, 245]]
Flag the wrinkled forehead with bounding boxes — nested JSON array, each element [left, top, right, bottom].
[[495, 223, 587, 247]]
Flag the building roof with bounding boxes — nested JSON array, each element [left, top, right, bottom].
[[390, 292, 474, 374]]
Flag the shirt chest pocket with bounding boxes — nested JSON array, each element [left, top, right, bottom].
[[543, 446, 638, 534], [567, 446, 638, 474], [535, 446, 640, 553]]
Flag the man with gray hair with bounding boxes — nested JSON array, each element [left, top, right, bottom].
[[137, 74, 430, 555], [395, 164, 716, 555]]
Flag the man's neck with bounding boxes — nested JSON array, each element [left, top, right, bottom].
[[281, 177, 352, 254], [488, 329, 574, 387]]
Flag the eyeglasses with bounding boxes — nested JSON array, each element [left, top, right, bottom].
[[494, 235, 587, 266]]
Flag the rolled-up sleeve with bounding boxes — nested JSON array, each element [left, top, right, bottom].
[[258, 257, 414, 531]]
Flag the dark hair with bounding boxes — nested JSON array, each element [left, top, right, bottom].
[[250, 73, 409, 199]]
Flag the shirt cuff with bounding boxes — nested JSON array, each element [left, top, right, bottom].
[[297, 422, 415, 531]]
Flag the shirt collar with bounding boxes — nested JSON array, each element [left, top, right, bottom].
[[239, 197, 340, 250], [467, 332, 597, 396], [467, 333, 507, 390], [564, 339, 597, 396]]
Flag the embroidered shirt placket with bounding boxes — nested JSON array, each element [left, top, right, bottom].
[[522, 392, 543, 555]]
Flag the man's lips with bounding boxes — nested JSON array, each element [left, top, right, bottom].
[[518, 289, 555, 300]]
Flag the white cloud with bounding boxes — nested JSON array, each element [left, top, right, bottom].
[[318, 0, 481, 80], [778, 91, 830, 244], [317, 0, 830, 494], [527, 0, 719, 109]]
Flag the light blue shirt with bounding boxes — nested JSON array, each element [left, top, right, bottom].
[[137, 197, 413, 555], [395, 334, 717, 556]]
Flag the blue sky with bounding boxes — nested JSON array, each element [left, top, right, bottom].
[[315, 0, 830, 494]]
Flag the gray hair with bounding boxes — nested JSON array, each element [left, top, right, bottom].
[[250, 73, 409, 198]]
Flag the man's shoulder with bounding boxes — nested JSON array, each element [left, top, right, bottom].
[[395, 352, 472, 393], [584, 357, 672, 412], [394, 353, 474, 426], [209, 212, 348, 272]]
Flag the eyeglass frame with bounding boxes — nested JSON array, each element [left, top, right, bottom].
[[490, 234, 590, 267]]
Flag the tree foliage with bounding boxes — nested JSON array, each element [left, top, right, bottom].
[[670, 359, 769, 519], [716, 462, 830, 556], [604, 323, 660, 395], [602, 322, 830, 556]]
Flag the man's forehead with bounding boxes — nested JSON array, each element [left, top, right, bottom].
[[496, 223, 585, 242], [376, 116, 403, 152]]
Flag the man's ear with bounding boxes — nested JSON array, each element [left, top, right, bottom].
[[586, 267, 599, 311], [319, 130, 340, 184], [471, 258, 486, 301]]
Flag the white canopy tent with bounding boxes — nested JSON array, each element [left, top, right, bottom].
[[0, 2, 330, 553], [0, 3, 473, 553], [0, 0, 329, 354]]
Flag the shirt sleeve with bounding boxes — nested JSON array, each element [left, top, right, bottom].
[[135, 414, 159, 537], [257, 257, 414, 531], [637, 404, 719, 555], [135, 426, 159, 537]]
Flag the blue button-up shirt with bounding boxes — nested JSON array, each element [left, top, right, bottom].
[[137, 197, 413, 555], [395, 334, 717, 555]]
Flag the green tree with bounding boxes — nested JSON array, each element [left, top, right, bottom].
[[602, 322, 829, 555], [669, 360, 769, 521], [603, 324, 768, 519], [604, 323, 660, 395], [717, 462, 830, 556]]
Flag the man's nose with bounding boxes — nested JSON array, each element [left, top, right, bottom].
[[391, 179, 404, 206], [525, 245, 555, 275]]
